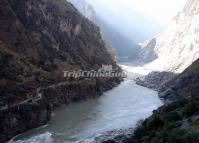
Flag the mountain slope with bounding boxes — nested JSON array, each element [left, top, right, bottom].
[[0, 0, 114, 103], [96, 17, 139, 59], [135, 0, 199, 91], [0, 0, 121, 141], [139, 0, 199, 73]]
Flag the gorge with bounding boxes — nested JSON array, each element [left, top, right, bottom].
[[0, 0, 199, 143]]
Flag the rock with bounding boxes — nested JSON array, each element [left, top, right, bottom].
[[135, 71, 176, 91], [93, 128, 135, 143], [159, 58, 199, 102]]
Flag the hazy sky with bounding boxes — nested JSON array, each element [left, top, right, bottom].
[[87, 0, 188, 27]]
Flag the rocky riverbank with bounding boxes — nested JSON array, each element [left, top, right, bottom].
[[93, 128, 135, 143], [134, 71, 177, 93]]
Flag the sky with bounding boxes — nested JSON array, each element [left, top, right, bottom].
[[87, 0, 188, 27]]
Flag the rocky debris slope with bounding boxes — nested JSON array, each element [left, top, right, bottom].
[[144, 0, 199, 73], [0, 0, 122, 142], [135, 0, 199, 89], [149, 0, 199, 73]]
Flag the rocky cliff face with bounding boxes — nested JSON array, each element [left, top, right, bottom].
[[137, 38, 157, 64], [0, 0, 121, 142], [139, 0, 199, 73]]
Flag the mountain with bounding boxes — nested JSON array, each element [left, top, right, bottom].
[[86, 0, 162, 43], [135, 0, 199, 90], [96, 17, 140, 60], [138, 0, 199, 73], [67, 0, 140, 60], [137, 38, 158, 64], [0, 0, 121, 142]]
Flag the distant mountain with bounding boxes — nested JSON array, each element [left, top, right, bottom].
[[85, 0, 162, 43], [139, 0, 199, 73], [137, 38, 157, 64], [67, 0, 140, 60], [96, 17, 140, 59]]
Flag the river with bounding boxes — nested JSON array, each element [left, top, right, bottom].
[[9, 63, 163, 143]]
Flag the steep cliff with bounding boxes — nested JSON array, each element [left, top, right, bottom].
[[0, 0, 121, 142], [139, 0, 199, 73]]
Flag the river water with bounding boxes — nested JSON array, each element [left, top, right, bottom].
[[9, 63, 163, 143]]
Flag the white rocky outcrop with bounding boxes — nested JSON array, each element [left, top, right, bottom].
[[141, 0, 199, 73]]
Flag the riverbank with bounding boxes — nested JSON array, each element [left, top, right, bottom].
[[93, 128, 135, 143], [7, 64, 163, 143], [0, 77, 122, 142], [134, 71, 177, 92]]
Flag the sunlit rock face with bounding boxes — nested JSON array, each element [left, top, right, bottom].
[[141, 0, 199, 73], [137, 38, 158, 64]]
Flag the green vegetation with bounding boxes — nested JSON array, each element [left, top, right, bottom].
[[126, 94, 199, 143]]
